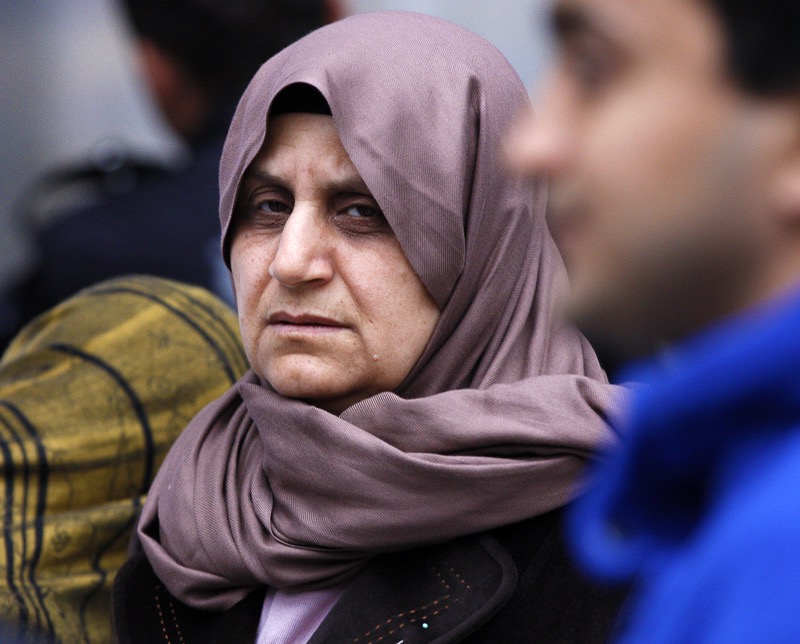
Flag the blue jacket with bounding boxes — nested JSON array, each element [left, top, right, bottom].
[[569, 290, 800, 642]]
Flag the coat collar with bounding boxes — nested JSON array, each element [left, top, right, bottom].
[[114, 530, 519, 643], [310, 534, 518, 643]]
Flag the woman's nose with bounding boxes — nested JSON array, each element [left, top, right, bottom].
[[268, 206, 334, 287]]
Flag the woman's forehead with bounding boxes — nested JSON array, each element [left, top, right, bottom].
[[221, 12, 531, 307], [245, 113, 371, 196]]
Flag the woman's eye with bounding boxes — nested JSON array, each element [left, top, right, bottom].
[[336, 202, 390, 236], [257, 199, 291, 214], [344, 204, 380, 218], [239, 193, 292, 230]]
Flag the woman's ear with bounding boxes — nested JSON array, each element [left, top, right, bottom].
[[229, 274, 238, 307]]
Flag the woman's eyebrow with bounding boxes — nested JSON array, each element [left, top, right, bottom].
[[326, 175, 372, 196], [242, 168, 286, 189], [243, 166, 373, 196]]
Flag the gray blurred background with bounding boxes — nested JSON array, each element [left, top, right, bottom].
[[0, 0, 553, 294]]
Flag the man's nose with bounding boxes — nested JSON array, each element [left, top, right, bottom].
[[506, 76, 575, 179], [268, 205, 334, 287]]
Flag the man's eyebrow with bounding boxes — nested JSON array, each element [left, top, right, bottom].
[[551, 3, 601, 41]]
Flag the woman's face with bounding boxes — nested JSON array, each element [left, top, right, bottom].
[[230, 113, 441, 414]]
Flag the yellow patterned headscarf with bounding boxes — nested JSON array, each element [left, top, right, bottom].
[[0, 276, 246, 643]]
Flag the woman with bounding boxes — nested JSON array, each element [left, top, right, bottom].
[[114, 12, 625, 643]]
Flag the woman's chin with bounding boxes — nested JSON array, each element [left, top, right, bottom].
[[265, 369, 366, 414]]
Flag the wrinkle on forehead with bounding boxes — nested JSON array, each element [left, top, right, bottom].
[[249, 114, 373, 198]]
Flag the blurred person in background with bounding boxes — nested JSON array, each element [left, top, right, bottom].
[[512, 0, 800, 640], [0, 0, 339, 351], [0, 275, 247, 642]]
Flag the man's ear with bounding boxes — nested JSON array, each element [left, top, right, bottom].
[[773, 170, 800, 228], [769, 99, 800, 228]]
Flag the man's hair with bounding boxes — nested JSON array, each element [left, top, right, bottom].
[[711, 0, 800, 94], [122, 0, 328, 100]]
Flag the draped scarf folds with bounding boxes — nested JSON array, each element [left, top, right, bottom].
[[137, 11, 624, 610]]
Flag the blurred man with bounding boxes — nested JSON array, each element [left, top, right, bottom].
[[512, 0, 800, 641], [1, 0, 338, 350]]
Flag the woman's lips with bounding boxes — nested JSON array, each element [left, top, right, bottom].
[[267, 312, 348, 335]]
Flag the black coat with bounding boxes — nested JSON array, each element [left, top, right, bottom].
[[113, 508, 627, 643]]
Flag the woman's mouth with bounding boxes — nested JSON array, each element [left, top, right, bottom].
[[267, 312, 348, 335]]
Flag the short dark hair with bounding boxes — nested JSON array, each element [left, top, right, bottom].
[[710, 0, 800, 94], [122, 0, 328, 100]]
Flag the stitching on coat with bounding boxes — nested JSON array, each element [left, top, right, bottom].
[[353, 560, 469, 643], [433, 565, 451, 592], [153, 591, 172, 644], [364, 609, 452, 644], [354, 601, 448, 642], [446, 563, 471, 590], [167, 596, 186, 643]]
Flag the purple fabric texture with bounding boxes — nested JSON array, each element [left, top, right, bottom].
[[137, 11, 621, 610]]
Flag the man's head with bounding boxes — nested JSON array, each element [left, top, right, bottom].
[[511, 0, 800, 361], [122, 0, 335, 138], [705, 0, 800, 95]]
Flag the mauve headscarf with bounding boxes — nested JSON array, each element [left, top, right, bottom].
[[137, 11, 622, 611]]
